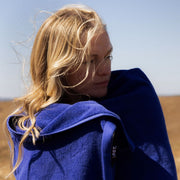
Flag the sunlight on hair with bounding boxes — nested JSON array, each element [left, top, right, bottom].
[[5, 4, 106, 177]]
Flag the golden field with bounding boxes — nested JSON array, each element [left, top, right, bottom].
[[0, 96, 180, 180]]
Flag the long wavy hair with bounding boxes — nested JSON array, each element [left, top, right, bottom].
[[5, 4, 105, 176]]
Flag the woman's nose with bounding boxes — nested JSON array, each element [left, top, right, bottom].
[[96, 60, 111, 76]]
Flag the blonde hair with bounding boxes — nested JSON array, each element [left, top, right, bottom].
[[6, 4, 106, 176]]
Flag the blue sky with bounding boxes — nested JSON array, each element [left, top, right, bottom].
[[0, 0, 180, 98]]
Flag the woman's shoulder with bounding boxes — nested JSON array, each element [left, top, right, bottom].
[[7, 100, 119, 137], [107, 68, 155, 98], [110, 68, 151, 86]]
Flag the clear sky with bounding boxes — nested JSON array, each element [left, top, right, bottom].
[[0, 0, 180, 99]]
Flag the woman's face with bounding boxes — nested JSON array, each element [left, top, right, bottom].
[[66, 31, 112, 98]]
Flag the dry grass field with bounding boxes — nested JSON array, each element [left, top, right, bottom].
[[0, 96, 180, 180]]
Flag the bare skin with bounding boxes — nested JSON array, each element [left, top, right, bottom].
[[66, 31, 113, 98]]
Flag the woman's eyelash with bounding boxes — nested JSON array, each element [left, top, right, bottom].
[[83, 55, 112, 65], [83, 60, 95, 64], [105, 55, 113, 61]]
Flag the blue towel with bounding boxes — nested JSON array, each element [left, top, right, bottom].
[[8, 101, 132, 179], [98, 68, 177, 179], [7, 68, 177, 180]]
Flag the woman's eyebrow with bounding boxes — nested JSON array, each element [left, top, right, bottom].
[[90, 47, 113, 58]]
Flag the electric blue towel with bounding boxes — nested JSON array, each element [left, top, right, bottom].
[[7, 68, 177, 180], [98, 68, 177, 179], [8, 101, 132, 179]]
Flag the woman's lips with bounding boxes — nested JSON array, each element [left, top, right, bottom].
[[94, 80, 109, 87]]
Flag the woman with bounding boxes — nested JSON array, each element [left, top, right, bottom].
[[5, 4, 177, 180]]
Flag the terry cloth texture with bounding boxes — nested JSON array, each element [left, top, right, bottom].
[[7, 68, 177, 180], [98, 68, 177, 180]]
